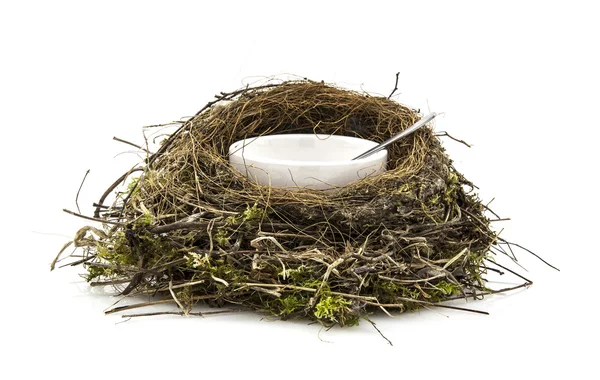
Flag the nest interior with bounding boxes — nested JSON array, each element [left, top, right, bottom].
[[66, 80, 506, 326]]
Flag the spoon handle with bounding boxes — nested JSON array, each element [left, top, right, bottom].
[[352, 112, 437, 160]]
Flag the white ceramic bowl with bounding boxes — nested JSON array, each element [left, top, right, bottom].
[[228, 134, 387, 190]]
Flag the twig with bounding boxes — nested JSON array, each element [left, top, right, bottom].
[[75, 169, 90, 214], [105, 294, 217, 315], [485, 258, 533, 285], [241, 282, 378, 301], [134, 279, 207, 295], [121, 310, 237, 318], [365, 317, 393, 346], [90, 278, 131, 287], [105, 299, 177, 315], [498, 239, 559, 271], [365, 300, 489, 315], [479, 282, 531, 295], [60, 255, 95, 268], [490, 245, 527, 272], [63, 209, 124, 226], [143, 120, 186, 128], [94, 167, 143, 218], [50, 241, 73, 271], [435, 131, 472, 147], [92, 203, 111, 209], [113, 136, 147, 152], [169, 279, 188, 315], [150, 221, 217, 234], [387, 72, 400, 99]]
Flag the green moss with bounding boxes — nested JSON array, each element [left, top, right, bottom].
[[463, 250, 488, 289], [185, 253, 248, 284], [444, 172, 459, 204], [277, 295, 307, 316], [85, 266, 113, 281], [224, 215, 240, 225], [396, 182, 414, 194], [435, 281, 461, 296], [214, 228, 231, 247], [278, 265, 315, 282], [186, 252, 209, 269], [374, 280, 453, 312], [215, 203, 265, 247], [302, 279, 325, 289], [86, 227, 181, 282], [95, 234, 135, 266], [376, 281, 403, 295], [314, 295, 351, 322], [134, 212, 153, 229], [241, 203, 264, 222], [127, 176, 140, 193]]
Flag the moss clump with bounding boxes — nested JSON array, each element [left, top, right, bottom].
[[274, 295, 309, 317], [314, 295, 352, 323], [60, 79, 529, 326]]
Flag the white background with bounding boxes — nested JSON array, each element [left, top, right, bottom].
[[1, 0, 598, 378]]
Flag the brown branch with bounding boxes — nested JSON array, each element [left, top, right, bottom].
[[149, 221, 217, 234], [113, 136, 146, 151], [50, 241, 73, 271], [89, 278, 131, 287], [105, 294, 217, 315], [497, 239, 559, 271], [63, 209, 124, 226], [75, 169, 90, 214], [365, 299, 489, 315], [121, 310, 238, 319], [388, 72, 400, 99], [60, 255, 95, 268], [94, 167, 143, 217], [435, 131, 472, 147], [365, 317, 393, 346]]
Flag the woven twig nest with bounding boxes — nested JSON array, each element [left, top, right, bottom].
[[59, 80, 521, 326]]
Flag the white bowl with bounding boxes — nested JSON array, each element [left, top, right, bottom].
[[228, 134, 387, 190]]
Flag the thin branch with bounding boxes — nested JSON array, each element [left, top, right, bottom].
[[426, 303, 489, 315], [63, 209, 124, 226], [365, 300, 489, 315], [75, 169, 90, 214], [498, 239, 560, 271], [150, 221, 216, 234], [435, 131, 472, 147], [94, 167, 143, 218], [387, 72, 400, 99], [365, 317, 393, 346], [89, 278, 131, 287], [50, 241, 73, 271], [241, 282, 378, 301], [485, 258, 533, 285], [105, 294, 217, 315], [105, 299, 177, 315], [113, 136, 147, 152], [121, 310, 237, 318], [60, 255, 95, 268]]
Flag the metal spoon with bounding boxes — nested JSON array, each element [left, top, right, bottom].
[[352, 112, 437, 160]]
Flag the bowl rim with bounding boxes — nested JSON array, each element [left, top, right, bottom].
[[228, 134, 387, 167]]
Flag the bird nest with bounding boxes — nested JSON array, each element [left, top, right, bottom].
[[56, 80, 533, 327]]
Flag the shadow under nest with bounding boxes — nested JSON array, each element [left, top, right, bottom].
[[63, 80, 516, 327]]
